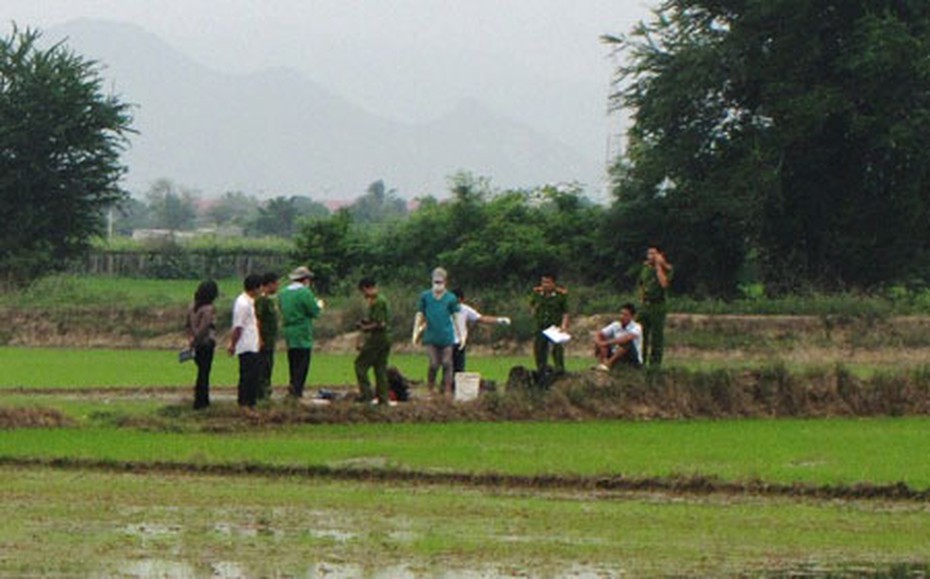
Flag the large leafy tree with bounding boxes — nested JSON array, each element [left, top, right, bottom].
[[0, 27, 133, 282], [144, 178, 198, 231], [204, 191, 259, 229], [607, 0, 930, 295], [349, 180, 408, 225], [293, 209, 359, 294], [250, 195, 330, 237]]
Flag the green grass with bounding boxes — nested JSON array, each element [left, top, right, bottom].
[[0, 347, 593, 389], [0, 275, 243, 309], [0, 345, 898, 389], [1, 466, 928, 576], [3, 418, 929, 489]]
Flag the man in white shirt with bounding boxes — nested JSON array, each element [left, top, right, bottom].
[[451, 288, 511, 373], [228, 273, 263, 409], [594, 303, 643, 371]]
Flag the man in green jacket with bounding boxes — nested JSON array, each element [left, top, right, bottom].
[[354, 277, 391, 405], [638, 245, 673, 366], [278, 266, 322, 398], [529, 272, 569, 376], [254, 272, 280, 401]]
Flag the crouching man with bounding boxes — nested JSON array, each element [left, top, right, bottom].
[[594, 303, 643, 371]]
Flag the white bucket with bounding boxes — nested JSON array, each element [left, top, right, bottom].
[[454, 372, 481, 402]]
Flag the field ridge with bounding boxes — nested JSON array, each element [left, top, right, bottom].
[[3, 455, 928, 503]]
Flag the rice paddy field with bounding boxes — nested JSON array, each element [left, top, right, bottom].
[[3, 277, 930, 576]]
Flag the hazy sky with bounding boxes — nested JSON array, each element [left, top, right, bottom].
[[5, 1, 654, 194]]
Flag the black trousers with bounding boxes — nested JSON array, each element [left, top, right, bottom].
[[452, 346, 466, 374], [237, 352, 261, 407], [258, 349, 274, 400], [193, 343, 215, 409], [287, 348, 313, 397], [614, 345, 643, 369]]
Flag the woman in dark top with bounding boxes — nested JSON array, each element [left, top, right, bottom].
[[186, 280, 218, 409]]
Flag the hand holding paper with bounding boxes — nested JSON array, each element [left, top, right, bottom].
[[542, 325, 572, 344]]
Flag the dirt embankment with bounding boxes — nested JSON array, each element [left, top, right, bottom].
[[0, 307, 185, 349], [7, 306, 930, 354], [0, 407, 70, 429]]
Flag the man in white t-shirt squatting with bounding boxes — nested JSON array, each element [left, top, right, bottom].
[[594, 302, 643, 371], [228, 273, 263, 409], [451, 288, 511, 374]]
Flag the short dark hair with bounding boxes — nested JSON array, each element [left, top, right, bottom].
[[244, 274, 263, 292], [540, 271, 558, 282], [621, 302, 637, 315], [357, 277, 377, 291], [452, 287, 465, 301], [648, 242, 663, 253], [261, 272, 279, 285]]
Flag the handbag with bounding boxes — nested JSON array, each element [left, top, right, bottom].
[[178, 347, 195, 363]]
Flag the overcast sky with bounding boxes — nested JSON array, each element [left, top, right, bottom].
[[5, 1, 654, 195]]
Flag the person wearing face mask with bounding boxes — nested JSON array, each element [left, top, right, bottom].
[[413, 267, 464, 396]]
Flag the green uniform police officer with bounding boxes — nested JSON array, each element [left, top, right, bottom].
[[529, 273, 569, 376], [354, 277, 392, 404], [638, 245, 673, 366]]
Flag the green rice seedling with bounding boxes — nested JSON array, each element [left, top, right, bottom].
[[4, 418, 930, 489]]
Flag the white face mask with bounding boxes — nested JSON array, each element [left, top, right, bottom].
[[432, 280, 445, 291]]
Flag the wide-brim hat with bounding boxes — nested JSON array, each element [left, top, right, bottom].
[[289, 266, 314, 281]]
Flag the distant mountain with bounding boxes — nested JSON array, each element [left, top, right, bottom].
[[45, 19, 600, 199]]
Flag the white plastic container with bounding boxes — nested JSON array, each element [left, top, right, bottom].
[[454, 372, 481, 402]]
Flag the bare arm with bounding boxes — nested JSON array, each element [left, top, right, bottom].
[[227, 327, 242, 356], [655, 254, 672, 289], [595, 331, 633, 347]]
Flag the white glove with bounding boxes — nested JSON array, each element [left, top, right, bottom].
[[497, 316, 511, 326], [316, 299, 325, 310]]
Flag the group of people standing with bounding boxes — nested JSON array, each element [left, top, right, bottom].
[[185, 266, 324, 411], [183, 244, 672, 410]]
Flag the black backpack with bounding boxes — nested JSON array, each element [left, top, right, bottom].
[[387, 367, 411, 402]]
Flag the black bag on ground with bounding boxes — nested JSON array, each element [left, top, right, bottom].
[[387, 367, 410, 402]]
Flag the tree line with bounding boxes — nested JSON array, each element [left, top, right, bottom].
[[603, 0, 930, 296], [6, 3, 930, 297]]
